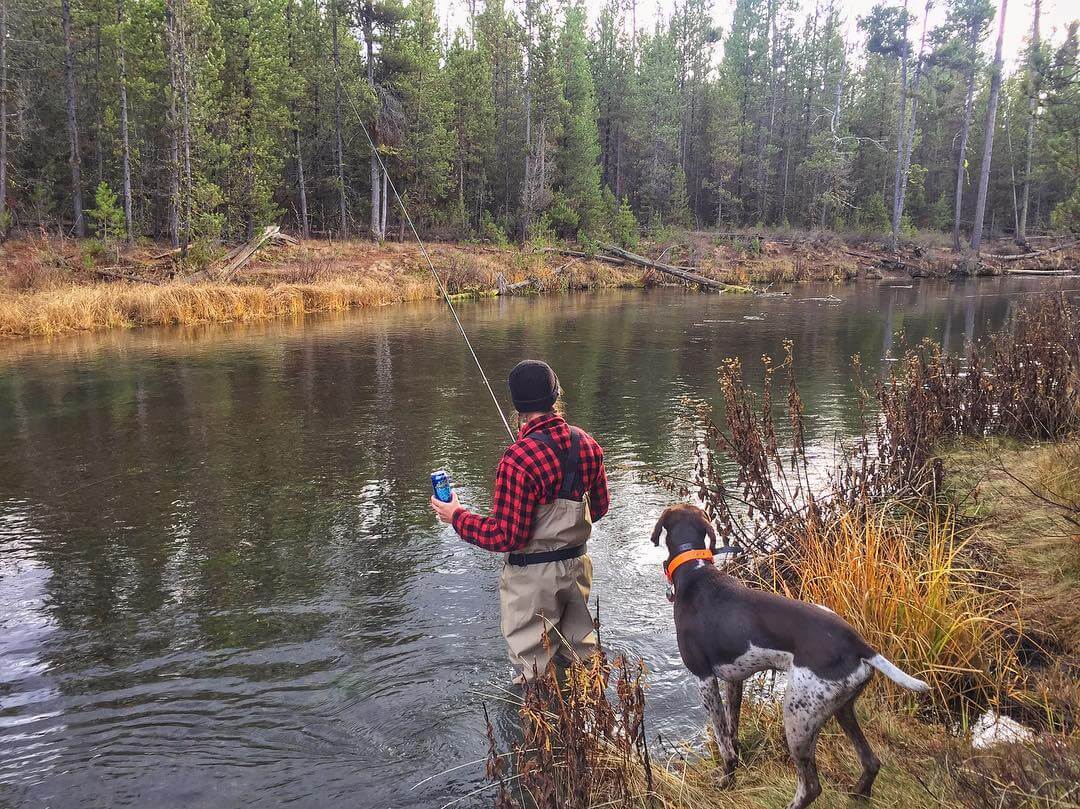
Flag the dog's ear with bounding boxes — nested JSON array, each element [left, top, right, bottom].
[[650, 510, 669, 546], [704, 519, 718, 552]]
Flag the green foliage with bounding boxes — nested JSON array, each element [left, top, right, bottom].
[[926, 193, 952, 231], [88, 182, 125, 240], [857, 195, 891, 233], [4, 0, 1074, 245], [479, 210, 509, 246], [1050, 188, 1080, 233], [556, 1, 604, 241], [607, 192, 639, 250], [544, 192, 580, 240]]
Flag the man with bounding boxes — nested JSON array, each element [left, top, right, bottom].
[[430, 360, 609, 681]]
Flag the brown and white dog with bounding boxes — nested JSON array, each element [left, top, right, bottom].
[[651, 504, 929, 809]]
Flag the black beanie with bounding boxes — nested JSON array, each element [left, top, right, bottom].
[[508, 360, 560, 413]]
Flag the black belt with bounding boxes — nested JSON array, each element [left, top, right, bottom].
[[507, 543, 587, 567]]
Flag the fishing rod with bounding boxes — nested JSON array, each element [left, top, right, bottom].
[[345, 95, 516, 442]]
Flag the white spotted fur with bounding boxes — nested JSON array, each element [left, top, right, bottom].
[[697, 643, 922, 809]]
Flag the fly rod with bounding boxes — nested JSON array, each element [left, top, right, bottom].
[[345, 94, 516, 443]]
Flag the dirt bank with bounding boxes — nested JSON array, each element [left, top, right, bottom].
[[2, 231, 1076, 338]]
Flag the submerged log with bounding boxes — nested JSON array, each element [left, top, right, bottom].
[[599, 244, 754, 293]]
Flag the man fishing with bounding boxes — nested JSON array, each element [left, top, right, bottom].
[[430, 360, 609, 682]]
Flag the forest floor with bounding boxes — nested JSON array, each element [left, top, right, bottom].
[[1, 229, 1077, 338]]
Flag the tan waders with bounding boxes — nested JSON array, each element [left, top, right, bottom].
[[498, 428, 598, 680]]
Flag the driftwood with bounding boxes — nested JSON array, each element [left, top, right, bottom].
[[495, 272, 538, 295], [986, 240, 1078, 261], [185, 226, 299, 282], [600, 244, 754, 293]]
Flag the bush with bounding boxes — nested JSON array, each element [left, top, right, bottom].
[[610, 195, 639, 250], [858, 195, 890, 233], [480, 210, 509, 247], [544, 193, 580, 241], [88, 182, 125, 241]]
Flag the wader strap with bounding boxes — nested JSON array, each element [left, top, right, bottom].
[[507, 543, 587, 567], [529, 428, 583, 500]]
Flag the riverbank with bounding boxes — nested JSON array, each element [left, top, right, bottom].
[[3, 231, 1076, 339], [484, 295, 1079, 808], [484, 434, 1079, 809]]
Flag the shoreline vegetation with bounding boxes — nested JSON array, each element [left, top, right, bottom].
[[1, 229, 1078, 340], [482, 295, 1079, 809]]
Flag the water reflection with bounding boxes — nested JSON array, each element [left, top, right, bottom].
[[0, 278, 1077, 807]]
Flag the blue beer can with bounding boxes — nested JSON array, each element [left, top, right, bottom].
[[431, 469, 453, 503]]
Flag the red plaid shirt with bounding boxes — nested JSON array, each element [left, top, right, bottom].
[[451, 413, 609, 552]]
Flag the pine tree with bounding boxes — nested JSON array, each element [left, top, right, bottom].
[[555, 0, 602, 241]]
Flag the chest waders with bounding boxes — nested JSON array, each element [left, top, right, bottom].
[[498, 428, 597, 680]]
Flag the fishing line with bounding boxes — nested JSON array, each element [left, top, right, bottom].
[[345, 94, 515, 442]]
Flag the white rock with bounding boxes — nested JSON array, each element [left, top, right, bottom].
[[971, 710, 1034, 749]]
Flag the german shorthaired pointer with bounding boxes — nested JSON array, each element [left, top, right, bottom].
[[652, 504, 929, 809]]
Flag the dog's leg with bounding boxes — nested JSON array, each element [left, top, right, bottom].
[[834, 696, 880, 800], [782, 678, 830, 809], [723, 679, 743, 764], [699, 676, 737, 785]]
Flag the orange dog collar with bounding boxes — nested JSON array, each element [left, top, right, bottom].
[[664, 549, 714, 582]]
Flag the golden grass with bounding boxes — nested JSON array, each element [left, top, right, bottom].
[[0, 278, 436, 337], [762, 506, 1022, 718]]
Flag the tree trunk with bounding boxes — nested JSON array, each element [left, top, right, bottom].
[[287, 0, 308, 239], [117, 0, 133, 243], [970, 0, 1008, 257], [332, 0, 347, 237], [1017, 0, 1040, 244], [61, 0, 86, 236], [895, 0, 930, 243], [951, 62, 976, 252], [756, 0, 779, 221], [362, 2, 382, 241], [177, 0, 192, 251], [164, 1, 180, 246], [0, 0, 8, 235], [889, 0, 911, 253]]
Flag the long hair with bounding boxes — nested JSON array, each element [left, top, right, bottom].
[[512, 399, 566, 432]]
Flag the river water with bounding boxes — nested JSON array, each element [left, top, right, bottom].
[[1, 277, 1076, 808]]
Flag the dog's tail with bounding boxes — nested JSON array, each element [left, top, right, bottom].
[[867, 654, 930, 692]]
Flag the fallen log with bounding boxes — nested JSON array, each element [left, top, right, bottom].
[[1003, 267, 1076, 276], [540, 247, 629, 266], [184, 226, 298, 283], [599, 244, 754, 293], [986, 240, 1078, 261]]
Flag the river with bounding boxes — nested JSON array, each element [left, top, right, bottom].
[[1, 277, 1076, 808]]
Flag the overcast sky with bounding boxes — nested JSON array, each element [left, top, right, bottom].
[[434, 0, 1078, 68]]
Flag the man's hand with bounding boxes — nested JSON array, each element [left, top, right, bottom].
[[430, 491, 462, 524]]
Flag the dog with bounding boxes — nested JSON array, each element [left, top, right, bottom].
[[651, 504, 929, 809]]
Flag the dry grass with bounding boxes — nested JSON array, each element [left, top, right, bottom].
[[0, 278, 436, 337], [0, 236, 648, 338], [762, 506, 1023, 719], [485, 636, 1076, 809]]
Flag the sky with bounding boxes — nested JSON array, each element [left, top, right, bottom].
[[434, 0, 1079, 68]]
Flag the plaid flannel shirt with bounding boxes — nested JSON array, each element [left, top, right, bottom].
[[451, 413, 609, 552]]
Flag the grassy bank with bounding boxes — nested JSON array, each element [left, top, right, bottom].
[[9, 228, 1073, 339], [483, 295, 1079, 808]]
